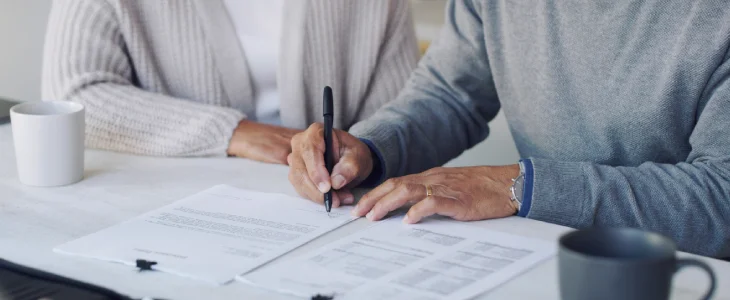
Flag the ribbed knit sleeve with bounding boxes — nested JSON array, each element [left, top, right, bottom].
[[357, 0, 420, 119], [41, 0, 245, 157]]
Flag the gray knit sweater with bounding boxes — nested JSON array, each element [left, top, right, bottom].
[[350, 0, 730, 257], [42, 0, 418, 156]]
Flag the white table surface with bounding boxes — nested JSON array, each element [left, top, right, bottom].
[[0, 124, 727, 300]]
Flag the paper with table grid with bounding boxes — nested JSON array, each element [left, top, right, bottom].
[[53, 185, 356, 285], [239, 216, 557, 300]]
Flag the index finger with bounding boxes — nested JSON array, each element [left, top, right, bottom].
[[352, 178, 400, 217], [288, 153, 323, 203], [288, 153, 342, 208], [295, 124, 331, 193]]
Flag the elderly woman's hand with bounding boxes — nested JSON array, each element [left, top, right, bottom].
[[227, 120, 302, 165], [353, 165, 521, 224]]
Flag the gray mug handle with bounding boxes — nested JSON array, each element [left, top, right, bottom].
[[676, 258, 716, 300]]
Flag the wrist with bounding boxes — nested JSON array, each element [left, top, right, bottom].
[[226, 120, 249, 156], [226, 123, 241, 156], [358, 138, 385, 188], [504, 164, 521, 214]]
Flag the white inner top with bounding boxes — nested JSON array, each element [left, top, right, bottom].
[[223, 0, 284, 125]]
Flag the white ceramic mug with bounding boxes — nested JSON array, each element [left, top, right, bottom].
[[10, 101, 85, 186]]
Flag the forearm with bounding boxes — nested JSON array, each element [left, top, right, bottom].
[[55, 82, 244, 156], [527, 158, 730, 257]]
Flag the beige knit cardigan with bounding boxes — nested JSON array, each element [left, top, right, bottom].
[[42, 0, 419, 156]]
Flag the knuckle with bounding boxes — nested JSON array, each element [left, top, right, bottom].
[[291, 133, 302, 143], [299, 148, 311, 160], [307, 123, 322, 131], [301, 149, 318, 162], [384, 178, 399, 189], [304, 141, 324, 155], [431, 184, 446, 195], [300, 140, 313, 151], [293, 143, 307, 154], [401, 183, 419, 195], [295, 131, 311, 143]]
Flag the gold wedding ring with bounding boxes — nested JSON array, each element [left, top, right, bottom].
[[425, 184, 433, 198]]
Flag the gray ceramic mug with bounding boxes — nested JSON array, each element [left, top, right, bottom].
[[559, 228, 716, 300]]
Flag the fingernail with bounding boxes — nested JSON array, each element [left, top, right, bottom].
[[332, 174, 346, 189], [366, 211, 375, 221], [351, 207, 361, 217], [317, 182, 330, 193], [343, 195, 354, 205], [403, 215, 410, 224]]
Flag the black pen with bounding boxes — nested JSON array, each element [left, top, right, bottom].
[[323, 86, 334, 215]]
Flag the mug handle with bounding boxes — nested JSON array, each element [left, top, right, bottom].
[[676, 258, 716, 300]]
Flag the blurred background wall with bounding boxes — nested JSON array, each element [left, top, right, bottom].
[[0, 0, 519, 166], [0, 0, 50, 103]]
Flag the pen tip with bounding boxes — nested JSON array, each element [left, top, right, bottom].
[[324, 200, 332, 213]]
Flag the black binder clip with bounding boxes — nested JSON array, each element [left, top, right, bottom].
[[135, 259, 157, 272], [311, 294, 334, 300]]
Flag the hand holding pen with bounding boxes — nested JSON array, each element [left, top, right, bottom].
[[287, 87, 375, 211]]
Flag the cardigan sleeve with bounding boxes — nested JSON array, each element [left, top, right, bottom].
[[354, 0, 420, 122], [42, 0, 245, 157]]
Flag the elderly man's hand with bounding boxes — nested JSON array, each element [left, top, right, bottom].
[[287, 123, 374, 208], [353, 165, 520, 224]]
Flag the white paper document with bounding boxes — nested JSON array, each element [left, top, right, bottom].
[[241, 216, 556, 300], [54, 185, 356, 284]]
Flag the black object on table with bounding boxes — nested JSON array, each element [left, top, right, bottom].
[[0, 258, 170, 300]]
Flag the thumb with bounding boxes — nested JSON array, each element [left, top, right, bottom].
[[330, 150, 367, 190]]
